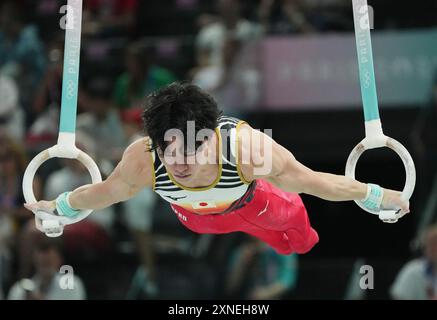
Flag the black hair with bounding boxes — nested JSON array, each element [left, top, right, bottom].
[[142, 82, 222, 153]]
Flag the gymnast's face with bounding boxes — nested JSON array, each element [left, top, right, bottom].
[[157, 133, 218, 182]]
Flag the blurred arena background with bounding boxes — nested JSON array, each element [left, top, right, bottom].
[[0, 0, 436, 300]]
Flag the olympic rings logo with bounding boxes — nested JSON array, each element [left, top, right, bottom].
[[363, 70, 371, 88], [65, 80, 76, 99]]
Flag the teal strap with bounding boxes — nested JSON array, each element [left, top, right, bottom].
[[59, 1, 83, 133], [353, 0, 380, 122], [56, 192, 80, 218], [361, 184, 383, 211]]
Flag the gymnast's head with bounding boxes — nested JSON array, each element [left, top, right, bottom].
[[142, 82, 223, 178]]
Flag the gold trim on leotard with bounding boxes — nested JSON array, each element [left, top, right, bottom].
[[235, 121, 251, 185]]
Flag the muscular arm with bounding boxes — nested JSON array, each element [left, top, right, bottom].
[[238, 124, 407, 211], [238, 124, 367, 201], [25, 138, 154, 215], [266, 146, 367, 202], [69, 139, 153, 210]]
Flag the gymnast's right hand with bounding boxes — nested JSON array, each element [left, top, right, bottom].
[[24, 199, 65, 228], [24, 198, 67, 237], [24, 200, 56, 215]]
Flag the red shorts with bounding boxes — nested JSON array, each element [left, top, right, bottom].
[[170, 179, 319, 255]]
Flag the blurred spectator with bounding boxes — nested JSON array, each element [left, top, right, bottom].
[[224, 236, 298, 299], [193, 37, 260, 115], [0, 133, 35, 222], [121, 108, 158, 298], [123, 185, 158, 299], [8, 238, 86, 300], [121, 108, 145, 143], [33, 33, 64, 116], [83, 0, 138, 37], [0, 74, 25, 141], [195, 0, 263, 68], [113, 42, 176, 110], [257, 0, 317, 35], [0, 133, 37, 280], [27, 34, 64, 149], [78, 77, 127, 163], [0, 1, 46, 125], [390, 224, 437, 300]]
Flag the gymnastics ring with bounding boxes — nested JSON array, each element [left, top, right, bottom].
[[347, 0, 416, 223], [22, 0, 101, 237], [345, 121, 416, 223], [23, 134, 102, 237]]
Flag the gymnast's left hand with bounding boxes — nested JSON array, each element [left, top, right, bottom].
[[381, 189, 410, 216]]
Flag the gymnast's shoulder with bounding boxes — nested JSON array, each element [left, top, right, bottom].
[[115, 136, 154, 187]]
